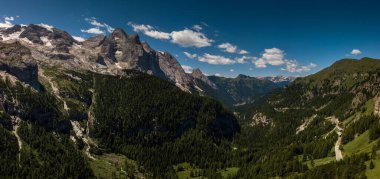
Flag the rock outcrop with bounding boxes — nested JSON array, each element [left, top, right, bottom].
[[191, 68, 217, 89], [0, 24, 216, 92], [0, 42, 40, 89]]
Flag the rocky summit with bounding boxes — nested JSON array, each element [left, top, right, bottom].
[[0, 24, 202, 92]]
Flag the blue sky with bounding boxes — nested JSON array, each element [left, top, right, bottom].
[[1, 0, 380, 77]]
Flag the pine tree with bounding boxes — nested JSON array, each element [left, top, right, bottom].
[[369, 160, 375, 169]]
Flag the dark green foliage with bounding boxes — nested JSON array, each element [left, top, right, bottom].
[[17, 122, 94, 178], [0, 111, 13, 130], [0, 78, 68, 132], [342, 115, 378, 144], [91, 70, 239, 176], [0, 123, 93, 178], [369, 160, 375, 169], [0, 125, 19, 177], [369, 119, 380, 141], [300, 154, 368, 179]]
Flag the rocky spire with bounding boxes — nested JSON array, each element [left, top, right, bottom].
[[191, 68, 217, 89]]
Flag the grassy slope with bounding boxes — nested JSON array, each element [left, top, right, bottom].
[[89, 153, 143, 178], [365, 150, 380, 179], [343, 130, 377, 156], [174, 162, 239, 179]]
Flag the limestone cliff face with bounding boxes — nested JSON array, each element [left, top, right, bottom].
[[374, 96, 380, 117], [191, 68, 217, 89], [0, 42, 40, 89], [0, 24, 217, 92]]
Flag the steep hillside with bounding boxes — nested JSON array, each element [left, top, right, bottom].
[[233, 57, 380, 178]]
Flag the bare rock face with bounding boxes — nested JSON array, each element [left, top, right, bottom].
[[158, 52, 192, 86], [101, 28, 143, 65], [83, 35, 105, 48], [0, 24, 216, 93], [374, 96, 380, 117], [2, 25, 22, 34], [191, 68, 217, 89], [0, 42, 40, 89], [19, 24, 51, 44], [250, 113, 271, 126]]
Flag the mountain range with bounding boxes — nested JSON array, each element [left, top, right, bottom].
[[1, 24, 380, 178]]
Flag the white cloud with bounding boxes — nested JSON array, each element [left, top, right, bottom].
[[282, 60, 317, 73], [230, 69, 234, 72], [72, 36, 86, 42], [128, 22, 171, 40], [0, 16, 16, 28], [82, 17, 114, 34], [261, 48, 285, 65], [214, 73, 223, 77], [198, 53, 235, 65], [104, 24, 115, 33], [171, 29, 213, 48], [192, 24, 202, 31], [38, 23, 54, 32], [351, 49, 362, 55], [235, 56, 250, 64], [217, 42, 248, 55], [251, 48, 316, 72], [239, 50, 249, 54], [183, 52, 197, 59], [253, 58, 267, 68], [128, 22, 213, 48], [218, 43, 237, 53], [181, 65, 193, 73], [4, 16, 14, 21], [81, 27, 104, 34]]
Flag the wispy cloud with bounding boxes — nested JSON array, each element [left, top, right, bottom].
[[192, 24, 202, 31], [81, 27, 104, 34], [198, 53, 236, 65], [0, 16, 16, 28], [217, 42, 248, 54], [181, 65, 193, 73], [282, 60, 317, 73], [72, 36, 86, 42], [81, 17, 114, 34], [183, 52, 197, 59], [128, 22, 171, 40]]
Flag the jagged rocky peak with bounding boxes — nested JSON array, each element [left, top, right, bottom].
[[83, 35, 105, 48], [0, 42, 40, 89], [191, 68, 217, 89], [100, 28, 145, 66], [19, 24, 52, 44], [1, 24, 77, 53], [2, 24, 22, 34], [158, 52, 192, 86], [141, 42, 154, 53], [0, 24, 199, 92]]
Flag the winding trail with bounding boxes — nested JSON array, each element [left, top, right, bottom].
[[327, 116, 344, 161], [12, 117, 22, 164]]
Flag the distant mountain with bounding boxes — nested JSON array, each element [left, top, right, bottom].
[[191, 72, 279, 107], [257, 75, 296, 86], [0, 24, 288, 109]]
